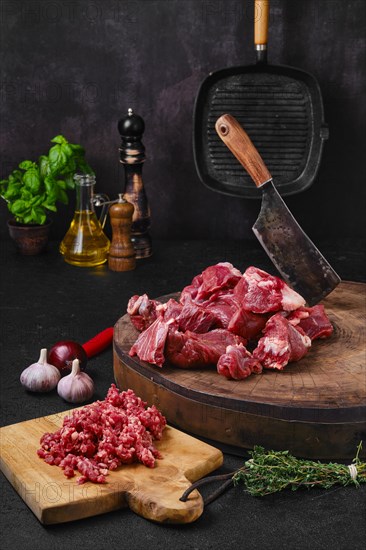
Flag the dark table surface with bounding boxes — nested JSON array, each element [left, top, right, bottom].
[[1, 238, 365, 550]]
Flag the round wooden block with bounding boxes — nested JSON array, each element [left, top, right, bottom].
[[113, 282, 366, 460]]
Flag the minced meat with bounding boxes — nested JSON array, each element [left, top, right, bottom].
[[37, 385, 167, 484]]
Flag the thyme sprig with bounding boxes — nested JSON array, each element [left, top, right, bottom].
[[233, 442, 365, 497]]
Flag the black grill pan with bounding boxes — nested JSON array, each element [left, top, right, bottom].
[[193, 0, 328, 199]]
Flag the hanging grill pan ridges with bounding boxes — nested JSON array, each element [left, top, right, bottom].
[[193, 0, 329, 199]]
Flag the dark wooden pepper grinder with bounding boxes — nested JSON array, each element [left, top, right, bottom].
[[118, 108, 152, 259], [108, 194, 136, 272]]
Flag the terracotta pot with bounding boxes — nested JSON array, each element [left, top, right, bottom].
[[7, 219, 52, 255]]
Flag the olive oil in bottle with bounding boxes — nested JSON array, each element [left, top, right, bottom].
[[59, 174, 110, 267]]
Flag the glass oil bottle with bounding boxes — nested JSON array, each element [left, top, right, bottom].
[[59, 174, 110, 267]]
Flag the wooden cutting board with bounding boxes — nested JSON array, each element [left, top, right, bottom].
[[114, 281, 366, 460], [0, 411, 223, 524]]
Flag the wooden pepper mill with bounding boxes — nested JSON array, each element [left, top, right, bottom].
[[108, 194, 136, 272], [118, 108, 152, 259]]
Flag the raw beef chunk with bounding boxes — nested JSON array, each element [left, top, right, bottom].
[[204, 293, 240, 328], [287, 305, 333, 340], [228, 307, 269, 340], [176, 297, 218, 333], [165, 329, 245, 369], [179, 273, 203, 303], [129, 317, 173, 367], [157, 298, 183, 321], [238, 266, 306, 313], [253, 313, 311, 370], [217, 344, 263, 380], [127, 294, 161, 332], [195, 262, 242, 301], [180, 262, 241, 304]]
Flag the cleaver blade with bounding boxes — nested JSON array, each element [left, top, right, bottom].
[[253, 181, 340, 305]]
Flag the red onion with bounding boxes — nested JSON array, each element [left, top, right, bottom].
[[47, 328, 114, 377], [48, 341, 88, 377]]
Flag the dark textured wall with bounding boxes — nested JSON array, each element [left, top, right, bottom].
[[1, 0, 365, 242]]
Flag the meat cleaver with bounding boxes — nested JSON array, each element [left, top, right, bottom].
[[215, 114, 340, 305]]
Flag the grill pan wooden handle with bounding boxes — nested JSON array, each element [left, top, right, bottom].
[[254, 0, 269, 46], [215, 114, 272, 187]]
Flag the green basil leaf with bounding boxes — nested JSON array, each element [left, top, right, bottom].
[[60, 142, 73, 158], [19, 160, 35, 171], [20, 188, 33, 201], [44, 175, 56, 194], [23, 212, 35, 224], [56, 179, 66, 190], [0, 185, 7, 198], [57, 188, 68, 204], [59, 158, 76, 175], [9, 170, 23, 184], [69, 143, 84, 154], [10, 199, 27, 215], [47, 191, 58, 204], [50, 135, 67, 145], [39, 155, 50, 180], [32, 207, 47, 225], [3, 181, 21, 200], [49, 144, 69, 174], [43, 201, 57, 212], [64, 174, 75, 189], [23, 169, 41, 193], [30, 194, 45, 206]]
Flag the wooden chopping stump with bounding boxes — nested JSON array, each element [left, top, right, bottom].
[[113, 282, 366, 460]]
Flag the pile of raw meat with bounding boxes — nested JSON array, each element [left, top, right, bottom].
[[37, 384, 167, 484], [128, 264, 333, 379]]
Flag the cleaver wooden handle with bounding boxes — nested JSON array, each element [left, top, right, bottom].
[[215, 114, 272, 187]]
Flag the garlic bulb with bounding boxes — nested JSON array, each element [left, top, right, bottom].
[[57, 359, 94, 403], [20, 348, 61, 392]]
